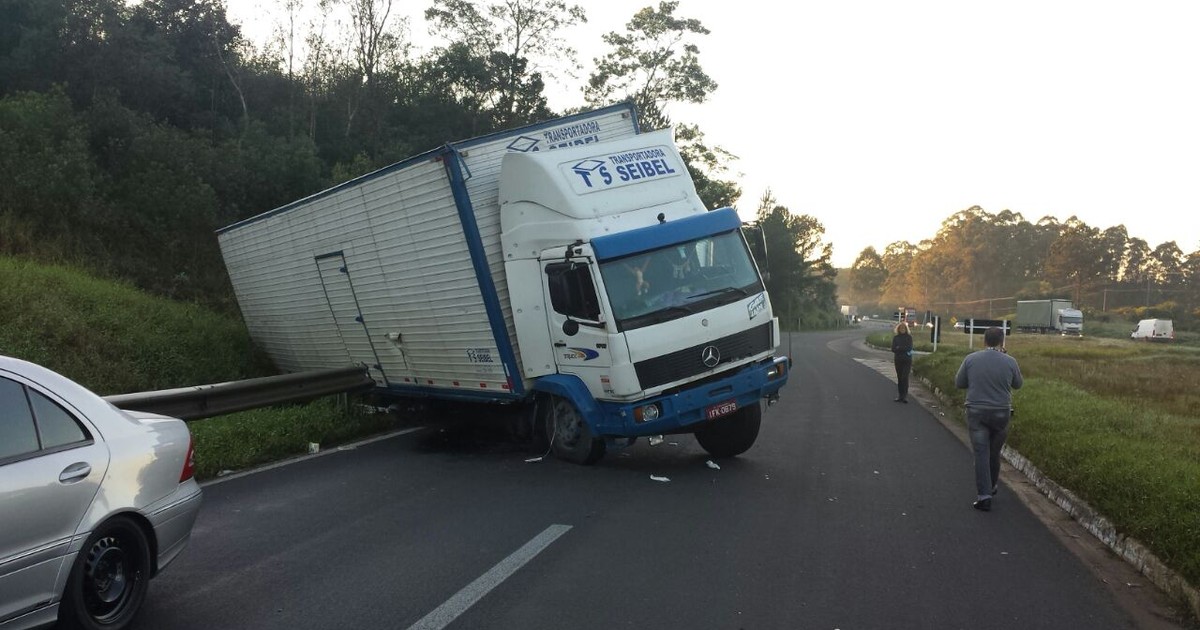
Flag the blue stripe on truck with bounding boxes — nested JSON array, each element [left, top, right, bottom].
[[442, 148, 526, 396], [590, 207, 743, 261]]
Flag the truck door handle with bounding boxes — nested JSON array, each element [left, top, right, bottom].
[[59, 462, 92, 484], [554, 342, 567, 347]]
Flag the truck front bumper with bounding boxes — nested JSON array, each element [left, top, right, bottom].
[[595, 356, 789, 437]]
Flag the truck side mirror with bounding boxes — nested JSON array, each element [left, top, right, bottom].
[[562, 319, 580, 336]]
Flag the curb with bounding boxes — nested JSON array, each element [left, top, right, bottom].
[[922, 378, 1200, 622]]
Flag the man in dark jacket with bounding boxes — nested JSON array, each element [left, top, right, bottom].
[[955, 327, 1023, 512]]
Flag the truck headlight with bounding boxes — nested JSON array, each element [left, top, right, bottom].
[[634, 404, 660, 423], [767, 360, 788, 380]]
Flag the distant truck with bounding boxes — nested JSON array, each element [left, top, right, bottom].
[[1015, 299, 1083, 335], [217, 104, 789, 465], [840, 305, 858, 321], [1131, 319, 1173, 341]]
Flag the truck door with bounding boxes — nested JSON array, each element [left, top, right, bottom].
[[543, 259, 613, 390], [315, 253, 389, 386]]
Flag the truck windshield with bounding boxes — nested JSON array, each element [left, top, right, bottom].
[[1061, 316, 1082, 324], [598, 229, 764, 331]]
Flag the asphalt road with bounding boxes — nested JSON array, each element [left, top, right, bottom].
[[137, 326, 1172, 629]]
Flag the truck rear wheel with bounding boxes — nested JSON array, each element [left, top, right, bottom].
[[542, 395, 605, 465], [694, 401, 761, 458]]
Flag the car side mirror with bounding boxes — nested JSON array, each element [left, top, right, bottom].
[[562, 319, 580, 336]]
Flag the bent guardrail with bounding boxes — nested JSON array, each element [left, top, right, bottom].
[[104, 366, 375, 420]]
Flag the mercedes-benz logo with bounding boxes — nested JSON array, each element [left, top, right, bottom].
[[701, 345, 721, 368]]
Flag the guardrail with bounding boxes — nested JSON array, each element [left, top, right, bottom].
[[103, 366, 376, 420]]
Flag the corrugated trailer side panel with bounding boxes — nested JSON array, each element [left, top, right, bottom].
[[219, 155, 508, 395], [356, 158, 513, 393]]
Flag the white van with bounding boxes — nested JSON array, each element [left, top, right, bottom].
[[1131, 319, 1174, 341]]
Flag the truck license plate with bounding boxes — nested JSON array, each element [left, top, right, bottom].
[[706, 400, 738, 420]]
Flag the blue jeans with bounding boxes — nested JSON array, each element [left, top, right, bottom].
[[967, 407, 1010, 498]]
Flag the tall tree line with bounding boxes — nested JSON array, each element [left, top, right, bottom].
[[2, 0, 837, 315], [842, 206, 1199, 325]]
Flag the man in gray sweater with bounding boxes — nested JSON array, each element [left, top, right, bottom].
[[955, 327, 1023, 512]]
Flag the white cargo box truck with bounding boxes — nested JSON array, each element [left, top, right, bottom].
[[1015, 299, 1083, 335], [217, 105, 789, 464]]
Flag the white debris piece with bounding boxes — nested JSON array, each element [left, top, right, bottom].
[[649, 435, 665, 446], [650, 475, 670, 482], [706, 460, 721, 470], [525, 456, 544, 463]]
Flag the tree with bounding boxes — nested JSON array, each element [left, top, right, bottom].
[[342, 0, 406, 137], [1044, 216, 1104, 303], [753, 190, 837, 328], [584, 0, 714, 131], [675, 123, 739, 209], [849, 246, 887, 306], [878, 241, 920, 308], [1123, 237, 1151, 284], [425, 0, 583, 127]]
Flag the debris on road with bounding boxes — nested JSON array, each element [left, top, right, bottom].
[[649, 435, 665, 446], [524, 456, 544, 463], [706, 460, 721, 470], [650, 475, 670, 482]]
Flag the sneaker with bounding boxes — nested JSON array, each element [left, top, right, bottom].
[[973, 498, 992, 512], [991, 485, 998, 496]]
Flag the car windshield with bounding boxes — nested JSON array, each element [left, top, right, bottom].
[[598, 229, 763, 331]]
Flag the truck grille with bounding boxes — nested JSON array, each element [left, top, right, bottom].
[[634, 323, 773, 390]]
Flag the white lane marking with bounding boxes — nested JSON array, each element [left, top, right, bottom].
[[855, 357, 898, 383], [406, 524, 572, 630], [200, 427, 424, 487]]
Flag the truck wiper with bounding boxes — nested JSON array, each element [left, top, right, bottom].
[[624, 305, 696, 328], [685, 286, 751, 301]]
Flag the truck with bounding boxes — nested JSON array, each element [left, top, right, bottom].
[[1015, 299, 1083, 335], [216, 104, 789, 465]]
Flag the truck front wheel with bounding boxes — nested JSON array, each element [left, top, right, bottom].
[[542, 395, 606, 465], [694, 401, 762, 458]]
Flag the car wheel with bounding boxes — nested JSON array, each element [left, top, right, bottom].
[[60, 516, 152, 630], [542, 395, 605, 465], [694, 401, 762, 458]]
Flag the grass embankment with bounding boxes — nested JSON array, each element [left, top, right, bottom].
[[0, 256, 400, 479], [868, 329, 1200, 589]]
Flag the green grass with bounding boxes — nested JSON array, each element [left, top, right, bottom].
[[2, 256, 403, 480], [189, 398, 403, 480], [870, 329, 1200, 588], [0, 256, 273, 394]]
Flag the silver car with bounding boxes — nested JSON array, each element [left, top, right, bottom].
[[0, 355, 202, 629]]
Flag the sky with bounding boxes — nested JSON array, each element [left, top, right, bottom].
[[225, 0, 1200, 268]]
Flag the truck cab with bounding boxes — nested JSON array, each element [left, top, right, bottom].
[[500, 129, 789, 463], [1057, 308, 1083, 335]]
